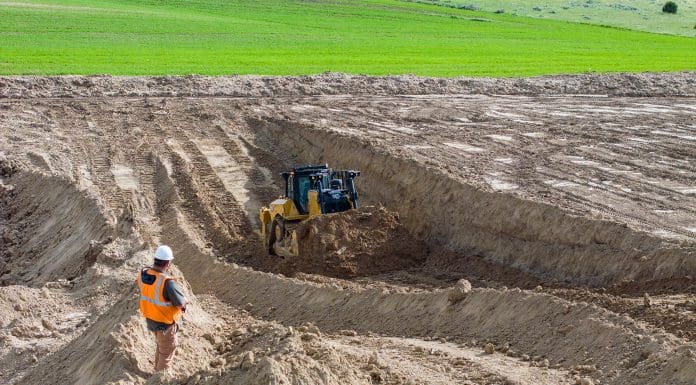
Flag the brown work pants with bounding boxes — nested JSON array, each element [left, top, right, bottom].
[[153, 323, 178, 372]]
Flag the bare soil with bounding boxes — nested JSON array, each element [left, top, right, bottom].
[[284, 206, 428, 278], [0, 73, 694, 385]]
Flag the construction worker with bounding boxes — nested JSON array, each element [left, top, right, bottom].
[[137, 245, 189, 372]]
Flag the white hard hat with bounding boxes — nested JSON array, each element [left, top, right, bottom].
[[155, 245, 174, 261]]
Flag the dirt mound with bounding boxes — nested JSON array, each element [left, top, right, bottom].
[[149, 321, 368, 385], [1, 72, 694, 99], [282, 206, 427, 278]]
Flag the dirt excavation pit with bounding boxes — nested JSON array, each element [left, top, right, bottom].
[[0, 74, 695, 385], [277, 206, 427, 278]]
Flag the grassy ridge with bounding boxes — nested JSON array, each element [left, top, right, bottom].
[[0, 0, 694, 76], [412, 0, 696, 37]]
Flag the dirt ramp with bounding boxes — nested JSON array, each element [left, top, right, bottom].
[[287, 206, 427, 278]]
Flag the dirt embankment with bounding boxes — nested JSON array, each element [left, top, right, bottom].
[[1, 72, 694, 99], [166, 204, 696, 385], [0, 171, 114, 286]]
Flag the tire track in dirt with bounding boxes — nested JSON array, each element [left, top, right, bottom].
[[208, 125, 278, 223], [535, 160, 696, 240], [131, 142, 163, 246], [533, 166, 681, 238], [165, 131, 263, 262]]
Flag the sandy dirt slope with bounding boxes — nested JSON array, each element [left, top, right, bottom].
[[0, 73, 694, 385]]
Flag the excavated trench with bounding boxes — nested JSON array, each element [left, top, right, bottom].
[[1, 74, 695, 385], [248, 117, 695, 288]]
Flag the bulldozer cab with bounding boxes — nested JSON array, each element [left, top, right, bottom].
[[288, 173, 322, 214], [282, 164, 359, 215]]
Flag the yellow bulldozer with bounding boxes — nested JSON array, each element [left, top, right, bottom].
[[259, 164, 360, 257]]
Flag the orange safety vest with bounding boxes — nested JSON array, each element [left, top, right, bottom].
[[137, 268, 183, 325]]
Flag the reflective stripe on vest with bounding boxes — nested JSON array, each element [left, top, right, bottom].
[[138, 268, 182, 324], [140, 272, 173, 307]]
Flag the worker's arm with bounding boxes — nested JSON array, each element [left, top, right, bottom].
[[163, 279, 189, 310]]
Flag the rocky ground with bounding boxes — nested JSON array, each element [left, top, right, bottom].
[[0, 73, 695, 385]]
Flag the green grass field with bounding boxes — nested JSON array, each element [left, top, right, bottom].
[[415, 0, 696, 37], [0, 0, 694, 76]]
